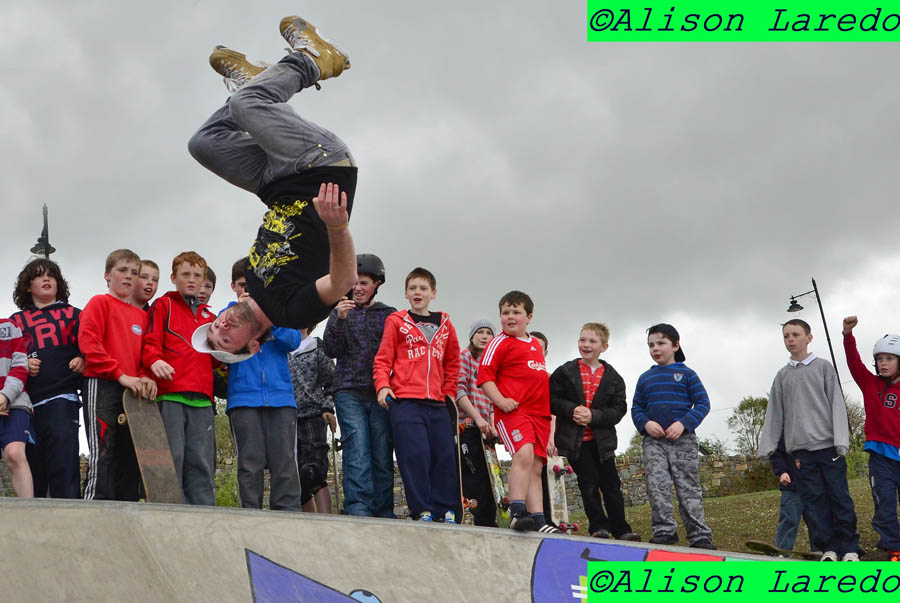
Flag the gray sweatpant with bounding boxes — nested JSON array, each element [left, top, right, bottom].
[[187, 52, 354, 195], [643, 433, 713, 543], [229, 406, 302, 511], [158, 401, 216, 506]]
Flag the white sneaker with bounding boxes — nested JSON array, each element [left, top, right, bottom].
[[820, 551, 838, 561], [842, 552, 860, 562]]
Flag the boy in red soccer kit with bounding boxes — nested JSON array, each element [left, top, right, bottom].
[[80, 249, 157, 501], [478, 291, 561, 533], [142, 252, 217, 505]]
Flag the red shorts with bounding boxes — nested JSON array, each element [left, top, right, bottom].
[[495, 412, 550, 461]]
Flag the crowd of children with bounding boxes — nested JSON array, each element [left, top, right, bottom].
[[3, 251, 900, 562]]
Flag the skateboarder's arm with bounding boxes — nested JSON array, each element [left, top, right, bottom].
[[456, 395, 491, 434], [548, 366, 578, 419], [480, 381, 518, 414], [321, 310, 348, 358], [312, 183, 356, 307], [441, 322, 461, 401], [589, 371, 627, 427]]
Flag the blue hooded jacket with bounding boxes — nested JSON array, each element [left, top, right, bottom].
[[221, 301, 302, 411]]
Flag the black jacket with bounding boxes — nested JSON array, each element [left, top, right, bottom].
[[550, 359, 627, 462]]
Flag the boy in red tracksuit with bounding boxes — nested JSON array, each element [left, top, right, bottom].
[[478, 290, 560, 533], [373, 267, 461, 523], [80, 249, 157, 501], [142, 251, 217, 505]]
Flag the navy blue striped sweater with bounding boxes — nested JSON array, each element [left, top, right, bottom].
[[631, 362, 710, 433]]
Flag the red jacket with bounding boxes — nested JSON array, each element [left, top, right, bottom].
[[80, 294, 148, 381], [373, 310, 461, 402], [142, 291, 216, 399], [844, 333, 900, 448]]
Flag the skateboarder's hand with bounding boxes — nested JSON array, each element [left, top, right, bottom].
[[0, 393, 8, 416], [27, 357, 41, 377], [644, 420, 665, 438], [323, 411, 338, 432], [779, 472, 791, 486], [140, 377, 158, 400], [573, 405, 591, 426], [843, 316, 858, 334], [494, 397, 519, 414], [664, 421, 685, 440], [69, 356, 85, 374], [118, 374, 143, 396], [547, 438, 558, 458], [313, 182, 349, 230], [377, 387, 395, 408], [474, 416, 493, 439], [336, 298, 355, 320], [151, 359, 176, 381]]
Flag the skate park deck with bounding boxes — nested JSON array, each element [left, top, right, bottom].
[[0, 498, 770, 602]]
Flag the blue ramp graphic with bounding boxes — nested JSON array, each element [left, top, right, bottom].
[[246, 549, 357, 603]]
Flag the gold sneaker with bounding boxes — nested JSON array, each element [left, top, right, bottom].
[[209, 46, 270, 92], [279, 16, 350, 82]]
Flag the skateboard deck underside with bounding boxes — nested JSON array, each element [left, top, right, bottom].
[[122, 392, 182, 504]]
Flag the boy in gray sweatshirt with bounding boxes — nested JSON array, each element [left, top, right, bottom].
[[758, 318, 860, 561]]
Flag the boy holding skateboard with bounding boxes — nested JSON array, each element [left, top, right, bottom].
[[842, 316, 900, 561], [631, 323, 715, 549], [80, 249, 157, 501], [373, 267, 460, 523], [478, 291, 561, 533], [758, 318, 860, 561], [550, 322, 640, 541], [142, 251, 217, 505]]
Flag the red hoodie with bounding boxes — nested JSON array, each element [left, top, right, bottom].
[[373, 310, 461, 402], [80, 294, 148, 381], [142, 291, 216, 399], [844, 333, 900, 448]]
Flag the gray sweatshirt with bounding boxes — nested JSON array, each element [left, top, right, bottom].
[[757, 355, 849, 457]]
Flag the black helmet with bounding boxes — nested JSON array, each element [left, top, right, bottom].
[[356, 254, 385, 283]]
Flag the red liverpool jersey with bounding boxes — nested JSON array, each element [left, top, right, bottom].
[[477, 333, 550, 418]]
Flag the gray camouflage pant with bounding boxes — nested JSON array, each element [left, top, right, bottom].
[[643, 433, 713, 543]]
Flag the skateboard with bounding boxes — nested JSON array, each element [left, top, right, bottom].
[[545, 455, 578, 533], [118, 390, 182, 504], [330, 427, 342, 513], [446, 400, 465, 524], [483, 439, 510, 521], [745, 540, 820, 560]]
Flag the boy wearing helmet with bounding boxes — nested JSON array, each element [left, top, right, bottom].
[[322, 254, 397, 517], [759, 318, 860, 561], [843, 316, 900, 561]]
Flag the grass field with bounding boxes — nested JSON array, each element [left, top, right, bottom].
[[565, 477, 895, 560]]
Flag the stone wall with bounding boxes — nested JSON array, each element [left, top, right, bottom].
[[4, 454, 770, 514]]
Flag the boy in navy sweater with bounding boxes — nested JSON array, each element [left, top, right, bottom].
[[10, 259, 83, 498], [631, 323, 715, 549]]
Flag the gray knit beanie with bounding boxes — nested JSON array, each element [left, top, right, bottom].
[[468, 319, 496, 342]]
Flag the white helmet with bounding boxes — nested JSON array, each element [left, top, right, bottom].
[[873, 334, 900, 358]]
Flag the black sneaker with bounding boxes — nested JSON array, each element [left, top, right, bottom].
[[690, 538, 717, 550], [591, 529, 611, 539], [537, 524, 563, 534], [618, 532, 642, 542], [509, 511, 536, 532], [649, 533, 678, 545]]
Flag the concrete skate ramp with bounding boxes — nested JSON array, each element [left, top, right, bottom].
[[0, 499, 767, 602]]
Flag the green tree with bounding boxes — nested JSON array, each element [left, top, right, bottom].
[[726, 396, 768, 455], [697, 435, 728, 456], [622, 431, 643, 458], [845, 396, 865, 452]]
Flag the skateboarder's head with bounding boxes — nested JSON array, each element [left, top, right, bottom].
[[192, 301, 267, 363]]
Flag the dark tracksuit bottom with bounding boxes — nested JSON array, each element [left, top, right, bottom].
[[28, 397, 81, 498], [794, 447, 860, 555], [459, 424, 497, 527], [390, 398, 459, 519], [570, 443, 632, 537], [82, 378, 140, 501], [868, 451, 900, 551]]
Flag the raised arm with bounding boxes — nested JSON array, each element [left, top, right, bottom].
[[313, 183, 357, 307]]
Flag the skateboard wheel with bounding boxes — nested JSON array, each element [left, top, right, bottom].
[[558, 522, 567, 531], [117, 413, 127, 425], [566, 465, 573, 474], [500, 496, 510, 506], [553, 465, 562, 474], [570, 522, 580, 532]]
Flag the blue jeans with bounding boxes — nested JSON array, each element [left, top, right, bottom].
[[775, 488, 817, 551], [869, 452, 900, 551], [334, 391, 394, 517]]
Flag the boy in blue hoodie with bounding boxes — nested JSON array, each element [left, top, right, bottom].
[[221, 258, 303, 510], [631, 323, 715, 549]]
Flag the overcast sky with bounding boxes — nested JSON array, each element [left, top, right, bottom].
[[3, 1, 900, 453]]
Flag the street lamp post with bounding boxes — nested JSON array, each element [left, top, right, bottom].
[[30, 204, 55, 259], [787, 277, 843, 395]]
